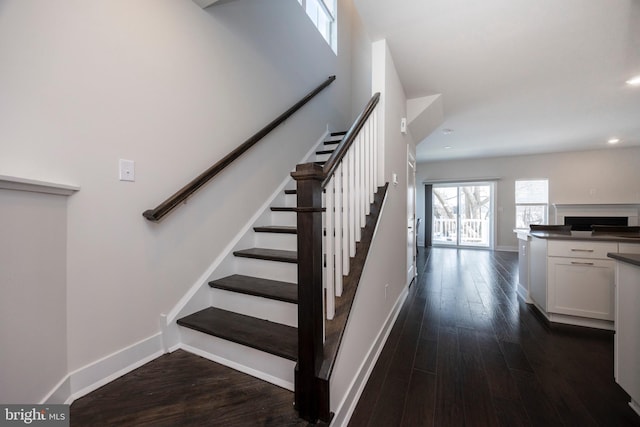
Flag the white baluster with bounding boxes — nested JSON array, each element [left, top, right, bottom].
[[368, 116, 377, 203], [334, 163, 343, 296], [342, 155, 351, 273], [349, 144, 358, 251], [325, 176, 335, 320], [364, 120, 371, 215], [356, 136, 364, 241], [359, 134, 366, 227]]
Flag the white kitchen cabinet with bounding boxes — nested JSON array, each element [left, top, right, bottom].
[[614, 259, 640, 416], [619, 243, 640, 254], [547, 257, 615, 320], [526, 235, 640, 329], [546, 240, 616, 321], [547, 240, 618, 259]]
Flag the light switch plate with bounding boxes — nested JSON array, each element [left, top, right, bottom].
[[119, 159, 135, 182], [400, 117, 407, 134]]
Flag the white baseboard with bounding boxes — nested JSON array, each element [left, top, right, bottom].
[[42, 333, 164, 405], [517, 283, 532, 303], [495, 245, 518, 252], [531, 301, 615, 331], [517, 283, 533, 304], [546, 312, 614, 331], [330, 286, 409, 427]]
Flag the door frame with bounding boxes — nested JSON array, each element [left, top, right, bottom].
[[407, 149, 417, 285], [430, 181, 496, 250]]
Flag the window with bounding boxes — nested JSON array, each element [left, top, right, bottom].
[[298, 0, 337, 53], [515, 179, 549, 229]]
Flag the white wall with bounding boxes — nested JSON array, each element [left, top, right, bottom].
[[0, 0, 361, 397], [416, 146, 640, 250], [0, 189, 68, 403], [331, 39, 416, 424], [348, 0, 372, 120]]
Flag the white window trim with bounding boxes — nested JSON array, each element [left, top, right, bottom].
[[298, 0, 337, 53], [515, 179, 549, 229]]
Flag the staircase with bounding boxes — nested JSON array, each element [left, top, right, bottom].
[[169, 91, 383, 424], [175, 132, 347, 390]]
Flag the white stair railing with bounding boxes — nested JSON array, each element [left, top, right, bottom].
[[322, 103, 380, 319]]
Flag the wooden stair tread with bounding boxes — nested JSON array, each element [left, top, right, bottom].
[[271, 206, 296, 212], [323, 131, 345, 145], [177, 307, 297, 361], [253, 225, 297, 234], [233, 248, 297, 263], [283, 189, 326, 195], [209, 274, 297, 303], [316, 149, 334, 155]]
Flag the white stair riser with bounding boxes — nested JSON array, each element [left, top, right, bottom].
[[209, 288, 297, 327], [315, 152, 331, 162], [271, 211, 296, 226], [325, 135, 343, 143], [234, 257, 297, 283], [284, 193, 297, 207], [179, 328, 295, 390], [255, 232, 297, 251]]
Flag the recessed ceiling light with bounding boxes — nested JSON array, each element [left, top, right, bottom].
[[444, 145, 452, 149], [608, 138, 620, 144], [442, 128, 454, 135], [626, 75, 640, 86]]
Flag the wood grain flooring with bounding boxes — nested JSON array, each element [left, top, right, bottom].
[[70, 247, 640, 426], [70, 350, 311, 427], [349, 247, 640, 427]]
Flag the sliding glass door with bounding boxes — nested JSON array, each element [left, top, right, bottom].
[[432, 183, 493, 248]]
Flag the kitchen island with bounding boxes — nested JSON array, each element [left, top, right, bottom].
[[522, 230, 640, 330], [608, 252, 640, 416]]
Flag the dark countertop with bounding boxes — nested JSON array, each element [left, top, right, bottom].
[[529, 230, 640, 243], [607, 253, 640, 267]]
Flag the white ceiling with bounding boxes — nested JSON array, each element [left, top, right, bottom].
[[353, 0, 640, 162]]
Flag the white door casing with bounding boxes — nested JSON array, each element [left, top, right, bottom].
[[407, 150, 416, 284]]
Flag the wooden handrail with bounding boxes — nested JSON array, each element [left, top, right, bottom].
[[321, 92, 380, 187], [142, 75, 336, 222]]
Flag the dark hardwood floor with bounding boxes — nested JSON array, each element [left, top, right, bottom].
[[349, 247, 640, 427], [70, 247, 640, 426], [70, 349, 310, 427]]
